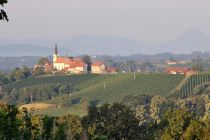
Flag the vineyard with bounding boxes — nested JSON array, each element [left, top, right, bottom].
[[51, 73, 185, 105], [179, 73, 210, 98], [1, 73, 188, 107]]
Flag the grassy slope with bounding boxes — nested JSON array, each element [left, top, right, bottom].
[[4, 73, 184, 116], [51, 73, 185, 105]]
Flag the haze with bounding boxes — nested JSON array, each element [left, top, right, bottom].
[[1, 0, 210, 55]]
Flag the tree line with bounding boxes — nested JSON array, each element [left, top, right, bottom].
[[0, 102, 209, 140]]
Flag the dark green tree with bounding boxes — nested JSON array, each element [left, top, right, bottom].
[[42, 116, 54, 140], [21, 108, 33, 140], [160, 109, 192, 140], [0, 105, 21, 139], [82, 103, 141, 140], [82, 55, 92, 73], [0, 72, 9, 86], [0, 0, 8, 21]]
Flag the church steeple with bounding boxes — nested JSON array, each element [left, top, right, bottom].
[[53, 43, 58, 63], [54, 43, 58, 55]]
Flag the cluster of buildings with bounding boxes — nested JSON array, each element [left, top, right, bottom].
[[34, 45, 117, 74], [165, 60, 196, 75], [165, 60, 187, 65], [165, 67, 196, 75]]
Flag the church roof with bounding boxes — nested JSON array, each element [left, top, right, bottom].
[[65, 59, 85, 68], [55, 57, 68, 63]]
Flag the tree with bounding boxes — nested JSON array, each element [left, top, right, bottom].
[[0, 0, 8, 21], [22, 66, 32, 78], [191, 64, 203, 72], [0, 105, 21, 139], [32, 66, 45, 76], [42, 116, 54, 140], [0, 72, 9, 86], [160, 109, 192, 140], [20, 108, 33, 140], [38, 57, 49, 65], [82, 55, 92, 73], [82, 103, 141, 140], [182, 120, 205, 140], [59, 114, 83, 140]]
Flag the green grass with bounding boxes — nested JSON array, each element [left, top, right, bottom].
[[51, 73, 185, 105], [3, 73, 185, 116], [22, 73, 185, 117], [33, 105, 87, 117]]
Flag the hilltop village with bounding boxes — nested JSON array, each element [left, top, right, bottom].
[[32, 45, 201, 76], [34, 45, 118, 75]]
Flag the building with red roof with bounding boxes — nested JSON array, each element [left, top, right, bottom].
[[52, 46, 87, 74], [165, 67, 193, 75], [91, 61, 106, 74]]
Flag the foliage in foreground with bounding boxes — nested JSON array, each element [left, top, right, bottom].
[[82, 103, 141, 140], [0, 102, 210, 140], [0, 0, 8, 21]]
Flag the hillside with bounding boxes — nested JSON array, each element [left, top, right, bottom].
[[1, 74, 103, 91], [50, 73, 185, 105], [2, 31, 210, 55], [0, 73, 185, 116]]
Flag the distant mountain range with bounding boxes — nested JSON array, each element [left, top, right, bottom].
[[0, 30, 210, 56]]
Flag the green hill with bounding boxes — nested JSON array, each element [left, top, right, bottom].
[[50, 73, 185, 105], [1, 73, 186, 113], [0, 73, 186, 116], [1, 74, 104, 91]]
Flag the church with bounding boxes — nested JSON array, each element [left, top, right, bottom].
[[34, 44, 115, 74], [53, 45, 87, 74]]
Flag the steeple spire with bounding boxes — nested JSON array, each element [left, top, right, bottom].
[[53, 43, 58, 63], [55, 43, 58, 55]]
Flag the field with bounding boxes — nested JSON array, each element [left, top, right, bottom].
[[180, 73, 210, 97], [2, 73, 186, 116], [34, 105, 87, 117], [50, 73, 185, 105]]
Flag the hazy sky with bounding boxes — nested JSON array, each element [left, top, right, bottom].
[[1, 0, 210, 44]]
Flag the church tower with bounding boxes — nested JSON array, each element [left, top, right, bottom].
[[53, 43, 58, 63]]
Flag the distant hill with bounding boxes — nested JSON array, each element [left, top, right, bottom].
[[1, 31, 210, 56], [0, 44, 69, 57], [0, 56, 41, 71]]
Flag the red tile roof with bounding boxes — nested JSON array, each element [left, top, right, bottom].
[[165, 67, 191, 73], [92, 62, 104, 67], [64, 59, 85, 68], [55, 57, 68, 63]]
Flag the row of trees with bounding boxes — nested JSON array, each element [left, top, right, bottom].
[[0, 102, 209, 140], [0, 65, 49, 86], [0, 104, 82, 140], [0, 66, 32, 86], [0, 83, 73, 105]]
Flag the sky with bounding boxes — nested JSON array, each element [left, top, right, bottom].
[[1, 0, 210, 44]]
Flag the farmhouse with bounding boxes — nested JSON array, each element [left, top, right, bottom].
[[91, 61, 106, 74], [165, 67, 195, 75]]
